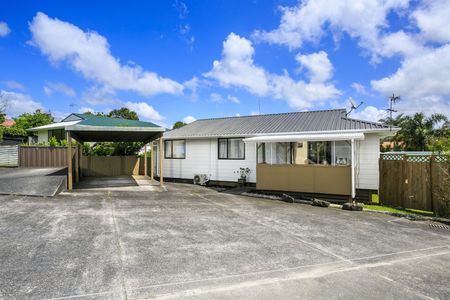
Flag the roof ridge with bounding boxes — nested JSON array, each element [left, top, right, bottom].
[[195, 108, 346, 122]]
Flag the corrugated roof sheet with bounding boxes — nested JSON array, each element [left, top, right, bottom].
[[164, 109, 391, 139], [72, 113, 160, 128]]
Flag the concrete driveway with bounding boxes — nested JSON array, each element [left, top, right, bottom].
[[0, 183, 449, 299], [0, 167, 67, 196]]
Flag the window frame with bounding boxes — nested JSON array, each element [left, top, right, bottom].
[[217, 138, 246, 160], [164, 139, 186, 159], [48, 129, 66, 142]]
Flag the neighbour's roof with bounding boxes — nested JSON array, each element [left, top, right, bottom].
[[1, 119, 15, 127], [164, 109, 393, 139]]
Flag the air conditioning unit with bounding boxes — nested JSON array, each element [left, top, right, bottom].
[[193, 174, 209, 186]]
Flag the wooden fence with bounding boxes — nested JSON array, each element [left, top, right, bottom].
[[18, 146, 151, 176], [379, 153, 450, 216], [81, 156, 151, 177], [19, 146, 76, 168]]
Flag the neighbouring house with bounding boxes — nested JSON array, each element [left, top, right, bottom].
[[157, 109, 398, 201], [1, 119, 16, 127]]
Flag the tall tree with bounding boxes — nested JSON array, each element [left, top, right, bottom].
[[13, 109, 54, 134], [172, 121, 186, 129], [108, 107, 139, 120], [381, 113, 448, 151], [0, 92, 7, 124]]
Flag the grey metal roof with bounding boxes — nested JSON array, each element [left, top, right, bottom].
[[164, 109, 392, 139]]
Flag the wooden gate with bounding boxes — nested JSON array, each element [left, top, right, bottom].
[[379, 153, 449, 214]]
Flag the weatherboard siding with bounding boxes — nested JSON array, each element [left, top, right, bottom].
[[356, 133, 380, 190], [37, 130, 48, 144], [158, 134, 380, 190], [158, 139, 257, 183]]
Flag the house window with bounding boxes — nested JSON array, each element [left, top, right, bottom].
[[307, 141, 332, 165], [48, 129, 65, 142], [257, 142, 294, 164], [218, 138, 245, 160], [334, 141, 352, 165], [164, 140, 185, 159]]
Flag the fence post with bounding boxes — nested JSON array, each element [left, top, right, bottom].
[[430, 155, 434, 213]]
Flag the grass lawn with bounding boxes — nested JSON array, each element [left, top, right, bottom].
[[364, 204, 435, 217]]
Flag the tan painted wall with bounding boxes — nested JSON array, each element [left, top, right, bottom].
[[256, 164, 351, 195], [81, 156, 150, 177]]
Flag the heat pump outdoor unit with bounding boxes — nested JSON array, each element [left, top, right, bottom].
[[193, 174, 209, 186]]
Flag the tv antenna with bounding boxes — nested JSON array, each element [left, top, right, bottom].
[[387, 94, 400, 131], [345, 97, 363, 116]]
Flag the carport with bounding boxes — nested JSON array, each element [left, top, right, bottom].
[[63, 113, 166, 190]]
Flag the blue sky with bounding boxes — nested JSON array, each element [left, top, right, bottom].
[[1, 0, 449, 127]]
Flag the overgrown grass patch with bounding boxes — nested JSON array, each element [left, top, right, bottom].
[[364, 204, 434, 217]]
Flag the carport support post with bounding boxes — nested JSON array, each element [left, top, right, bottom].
[[351, 138, 355, 200], [74, 143, 79, 183], [150, 142, 154, 181], [144, 143, 148, 177], [159, 137, 164, 187], [67, 132, 73, 191]]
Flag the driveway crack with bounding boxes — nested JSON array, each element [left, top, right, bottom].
[[108, 191, 128, 300]]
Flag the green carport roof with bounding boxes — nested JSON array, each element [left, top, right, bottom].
[[63, 113, 165, 143], [71, 113, 161, 128]]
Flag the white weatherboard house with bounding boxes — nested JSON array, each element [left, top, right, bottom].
[[158, 109, 397, 201]]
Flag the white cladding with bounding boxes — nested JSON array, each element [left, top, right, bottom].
[[356, 133, 380, 190], [157, 133, 380, 190], [37, 130, 48, 144], [157, 138, 257, 183]]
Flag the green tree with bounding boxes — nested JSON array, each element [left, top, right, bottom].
[[85, 107, 143, 156], [13, 109, 54, 133], [380, 113, 448, 151], [108, 107, 138, 120], [172, 121, 186, 129], [0, 92, 7, 124]]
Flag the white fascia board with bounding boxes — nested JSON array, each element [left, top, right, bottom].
[[243, 132, 365, 143], [27, 120, 80, 131]]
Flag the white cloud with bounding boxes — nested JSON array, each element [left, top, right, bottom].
[[227, 95, 240, 103], [0, 90, 43, 117], [349, 105, 387, 122], [252, 0, 409, 53], [371, 44, 450, 116], [82, 86, 120, 105], [0, 22, 10, 37], [351, 83, 367, 95], [29, 12, 183, 97], [1, 80, 25, 91], [412, 0, 450, 43], [205, 33, 340, 109], [296, 51, 333, 82], [210, 93, 224, 103], [43, 81, 76, 97], [123, 101, 164, 122], [204, 33, 270, 96], [78, 107, 95, 114], [183, 115, 196, 123], [183, 76, 200, 100]]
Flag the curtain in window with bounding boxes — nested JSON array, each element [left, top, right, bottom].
[[257, 143, 265, 163], [218, 139, 227, 158], [164, 141, 173, 158], [172, 140, 185, 158], [334, 141, 351, 165], [228, 138, 244, 159]]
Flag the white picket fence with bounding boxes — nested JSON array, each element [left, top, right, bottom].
[[0, 145, 19, 167]]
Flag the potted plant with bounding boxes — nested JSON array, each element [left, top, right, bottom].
[[236, 167, 251, 186]]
